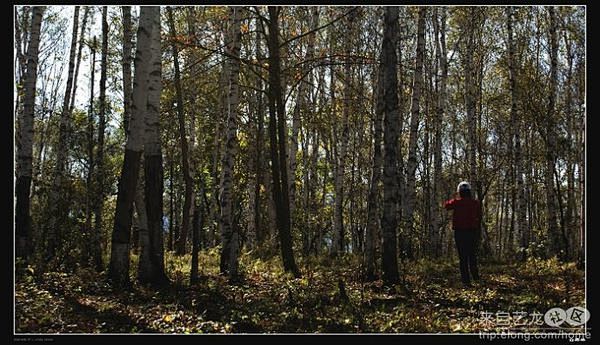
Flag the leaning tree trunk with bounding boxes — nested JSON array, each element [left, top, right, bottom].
[[68, 7, 89, 115], [46, 6, 79, 262], [85, 37, 96, 265], [16, 6, 45, 259], [140, 8, 169, 285], [267, 6, 300, 277], [381, 6, 401, 286], [168, 7, 194, 256], [218, 7, 242, 280], [108, 6, 157, 286], [403, 7, 426, 260]]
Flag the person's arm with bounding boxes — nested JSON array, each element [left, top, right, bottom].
[[444, 193, 459, 210]]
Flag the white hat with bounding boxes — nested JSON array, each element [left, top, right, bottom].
[[457, 181, 471, 193]]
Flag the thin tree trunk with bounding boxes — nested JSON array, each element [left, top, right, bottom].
[[91, 6, 108, 272], [403, 7, 426, 260], [267, 6, 300, 277], [85, 36, 96, 265], [544, 7, 562, 259], [46, 6, 79, 262], [69, 7, 89, 114], [507, 7, 529, 261], [464, 8, 478, 199], [168, 156, 175, 251], [16, 6, 44, 259], [432, 7, 447, 258], [122, 6, 133, 136], [252, 19, 265, 246], [168, 7, 194, 256]]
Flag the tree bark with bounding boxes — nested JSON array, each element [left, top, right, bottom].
[[267, 6, 300, 277], [544, 7, 563, 259], [85, 36, 96, 265], [16, 6, 44, 259], [91, 6, 108, 272], [218, 7, 243, 280], [381, 7, 400, 285], [108, 6, 157, 286], [365, 62, 384, 280], [431, 7, 447, 258], [121, 6, 133, 136], [139, 7, 169, 285]]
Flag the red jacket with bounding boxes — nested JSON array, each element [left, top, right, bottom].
[[444, 197, 481, 230]]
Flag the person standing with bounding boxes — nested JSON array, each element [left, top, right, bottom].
[[444, 181, 481, 287]]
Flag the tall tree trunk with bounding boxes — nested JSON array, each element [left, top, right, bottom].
[[381, 6, 400, 286], [91, 6, 108, 272], [168, 7, 194, 256], [139, 8, 169, 285], [403, 7, 426, 260], [122, 6, 133, 136], [218, 7, 242, 280], [365, 62, 384, 280], [108, 6, 157, 286], [85, 36, 96, 265], [563, 29, 575, 260], [16, 6, 44, 259], [431, 7, 447, 258], [465, 8, 478, 198], [507, 7, 529, 261], [250, 18, 265, 247], [332, 9, 355, 256], [267, 6, 300, 277], [544, 7, 562, 260], [46, 6, 79, 262]]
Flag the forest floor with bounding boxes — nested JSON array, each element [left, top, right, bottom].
[[15, 249, 585, 333]]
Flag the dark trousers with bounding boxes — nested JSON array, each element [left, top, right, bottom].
[[454, 229, 480, 284]]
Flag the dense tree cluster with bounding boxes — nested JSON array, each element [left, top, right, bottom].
[[15, 6, 585, 286]]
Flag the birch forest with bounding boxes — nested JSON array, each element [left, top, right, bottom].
[[14, 5, 587, 335]]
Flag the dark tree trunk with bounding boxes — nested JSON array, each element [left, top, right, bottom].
[[91, 6, 108, 272], [16, 6, 45, 259], [266, 6, 300, 277], [381, 6, 400, 286]]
